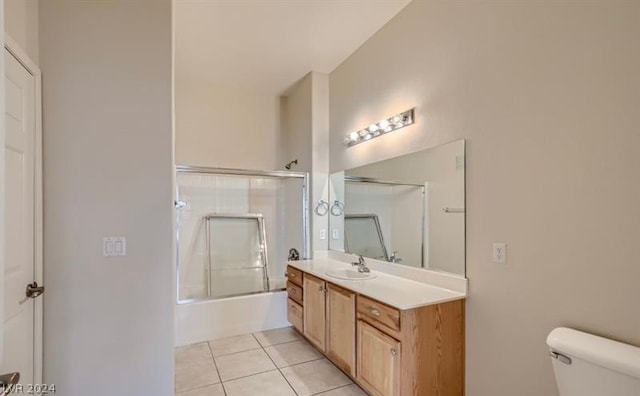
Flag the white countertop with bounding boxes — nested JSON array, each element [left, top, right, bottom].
[[287, 257, 467, 310]]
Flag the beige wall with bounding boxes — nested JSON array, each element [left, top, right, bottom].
[[174, 74, 281, 170], [311, 72, 330, 252], [0, 0, 5, 371], [281, 74, 312, 172], [280, 72, 330, 253], [4, 0, 38, 64], [39, 1, 174, 395], [330, 1, 640, 395]]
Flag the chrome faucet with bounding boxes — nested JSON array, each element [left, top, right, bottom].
[[351, 255, 370, 273], [389, 251, 402, 263]]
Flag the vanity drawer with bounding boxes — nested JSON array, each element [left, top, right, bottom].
[[286, 266, 303, 287], [357, 295, 401, 332], [287, 298, 304, 333], [287, 281, 303, 305]]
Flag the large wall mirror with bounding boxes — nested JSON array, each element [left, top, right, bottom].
[[329, 139, 466, 276]]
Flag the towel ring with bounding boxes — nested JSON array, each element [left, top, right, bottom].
[[330, 200, 344, 216], [314, 200, 329, 216]]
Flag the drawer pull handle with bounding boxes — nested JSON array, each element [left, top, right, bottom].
[[290, 273, 296, 278], [290, 289, 297, 294], [370, 308, 381, 317], [390, 348, 398, 356]]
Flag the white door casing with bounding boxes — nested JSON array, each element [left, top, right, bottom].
[[2, 35, 43, 386]]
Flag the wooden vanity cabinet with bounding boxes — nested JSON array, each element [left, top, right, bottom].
[[357, 320, 401, 396], [287, 298, 303, 333], [302, 274, 326, 350], [286, 266, 305, 333], [291, 267, 357, 374], [286, 265, 465, 396], [326, 283, 356, 377]]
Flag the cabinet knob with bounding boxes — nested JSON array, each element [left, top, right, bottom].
[[370, 308, 381, 317], [390, 348, 398, 356]]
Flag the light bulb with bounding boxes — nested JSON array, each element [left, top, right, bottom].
[[349, 131, 359, 141], [368, 124, 379, 132], [364, 133, 372, 140], [378, 119, 390, 129]]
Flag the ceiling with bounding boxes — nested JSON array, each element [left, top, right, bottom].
[[174, 0, 412, 94]]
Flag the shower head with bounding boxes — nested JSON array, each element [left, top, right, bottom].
[[285, 159, 298, 170]]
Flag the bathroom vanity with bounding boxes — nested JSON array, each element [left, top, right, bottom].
[[286, 259, 466, 396]]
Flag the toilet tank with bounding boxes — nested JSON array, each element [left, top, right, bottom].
[[547, 327, 640, 396]]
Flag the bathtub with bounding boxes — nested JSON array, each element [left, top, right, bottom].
[[175, 290, 290, 346]]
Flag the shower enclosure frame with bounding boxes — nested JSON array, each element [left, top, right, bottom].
[[175, 165, 311, 305]]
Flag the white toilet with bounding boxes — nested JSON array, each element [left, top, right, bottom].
[[547, 327, 640, 396]]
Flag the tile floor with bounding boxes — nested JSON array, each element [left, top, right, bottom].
[[175, 326, 368, 396]]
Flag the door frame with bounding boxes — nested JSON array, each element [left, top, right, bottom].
[[3, 34, 43, 384]]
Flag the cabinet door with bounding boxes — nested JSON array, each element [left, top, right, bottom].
[[303, 274, 326, 351], [326, 283, 356, 376], [357, 320, 401, 396]]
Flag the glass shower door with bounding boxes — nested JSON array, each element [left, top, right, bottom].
[[206, 214, 269, 298]]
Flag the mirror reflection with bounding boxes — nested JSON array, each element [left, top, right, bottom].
[[329, 139, 466, 276]]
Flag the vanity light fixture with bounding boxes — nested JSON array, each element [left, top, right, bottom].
[[343, 108, 415, 147]]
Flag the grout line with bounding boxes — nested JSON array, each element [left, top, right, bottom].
[[278, 356, 325, 369], [222, 368, 280, 384], [310, 383, 359, 395], [211, 346, 263, 358], [261, 338, 300, 396], [207, 342, 227, 396], [259, 337, 306, 348], [176, 381, 223, 395]]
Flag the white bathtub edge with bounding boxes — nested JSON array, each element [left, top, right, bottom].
[[175, 291, 290, 346]]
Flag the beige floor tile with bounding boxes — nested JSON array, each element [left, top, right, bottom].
[[208, 333, 261, 356], [176, 383, 225, 396], [176, 342, 213, 367], [315, 384, 368, 396], [214, 348, 276, 381], [253, 326, 302, 346], [264, 339, 323, 368], [280, 358, 352, 396], [223, 370, 296, 396], [175, 360, 220, 393]]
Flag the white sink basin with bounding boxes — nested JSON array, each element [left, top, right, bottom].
[[325, 268, 376, 281]]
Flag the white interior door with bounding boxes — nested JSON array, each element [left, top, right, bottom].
[[2, 46, 37, 386]]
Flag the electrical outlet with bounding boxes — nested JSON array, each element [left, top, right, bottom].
[[493, 243, 506, 264], [319, 229, 327, 240]]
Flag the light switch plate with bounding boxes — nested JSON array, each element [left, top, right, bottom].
[[319, 229, 327, 240], [332, 229, 340, 240], [104, 237, 126, 257]]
